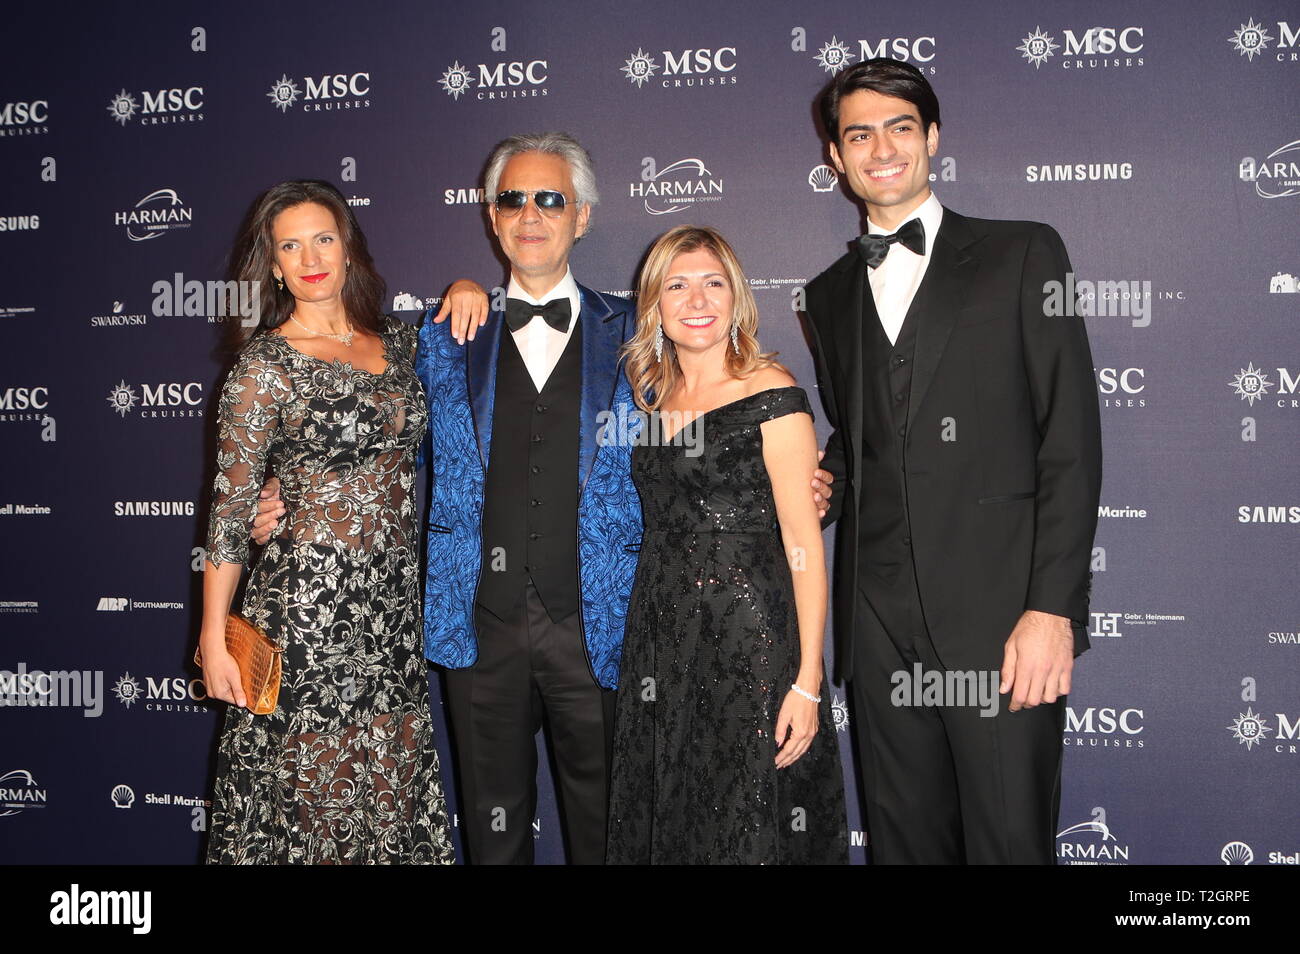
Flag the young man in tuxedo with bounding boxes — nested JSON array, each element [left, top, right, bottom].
[[805, 59, 1102, 864]]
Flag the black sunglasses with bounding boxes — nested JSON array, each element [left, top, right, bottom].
[[493, 189, 569, 217]]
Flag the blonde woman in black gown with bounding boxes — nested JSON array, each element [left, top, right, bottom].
[[199, 180, 454, 864], [607, 225, 847, 863]]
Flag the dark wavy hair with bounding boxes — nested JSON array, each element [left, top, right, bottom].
[[819, 58, 942, 143], [224, 179, 385, 349]]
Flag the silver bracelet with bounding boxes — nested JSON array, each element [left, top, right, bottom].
[[791, 683, 821, 704]]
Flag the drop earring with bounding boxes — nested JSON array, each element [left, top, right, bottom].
[[730, 322, 740, 354], [654, 325, 664, 363], [274, 274, 284, 291]]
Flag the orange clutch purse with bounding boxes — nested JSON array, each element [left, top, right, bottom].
[[193, 614, 283, 715]]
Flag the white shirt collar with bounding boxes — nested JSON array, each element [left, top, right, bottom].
[[507, 267, 579, 309], [867, 191, 944, 253]]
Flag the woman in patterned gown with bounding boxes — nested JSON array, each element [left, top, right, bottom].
[[607, 225, 848, 864], [198, 180, 454, 864]]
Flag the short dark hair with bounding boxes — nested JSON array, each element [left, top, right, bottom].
[[819, 58, 942, 143], [226, 179, 385, 349]]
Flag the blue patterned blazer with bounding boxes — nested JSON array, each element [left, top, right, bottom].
[[415, 284, 644, 690]]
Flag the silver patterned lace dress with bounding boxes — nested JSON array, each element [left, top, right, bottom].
[[204, 316, 453, 864]]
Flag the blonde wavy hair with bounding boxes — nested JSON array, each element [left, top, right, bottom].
[[624, 225, 782, 411]]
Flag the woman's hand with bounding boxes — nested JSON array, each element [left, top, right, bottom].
[[774, 687, 819, 769], [431, 279, 491, 344], [200, 631, 247, 708]]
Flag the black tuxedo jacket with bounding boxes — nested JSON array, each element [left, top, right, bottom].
[[805, 208, 1102, 678]]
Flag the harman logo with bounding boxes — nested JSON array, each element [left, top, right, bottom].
[[113, 501, 196, 517], [1229, 19, 1299, 62], [621, 46, 737, 88], [0, 769, 48, 817], [0, 215, 39, 231], [0, 100, 49, 136], [106, 86, 203, 125], [267, 71, 370, 113], [1057, 808, 1130, 864], [114, 671, 210, 713], [1239, 140, 1300, 198], [630, 157, 724, 215], [115, 189, 194, 242], [1221, 841, 1254, 864], [1017, 26, 1144, 69], [808, 164, 838, 192], [106, 381, 203, 418]]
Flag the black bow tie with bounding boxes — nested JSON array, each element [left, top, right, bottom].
[[856, 218, 926, 269], [504, 297, 572, 333]]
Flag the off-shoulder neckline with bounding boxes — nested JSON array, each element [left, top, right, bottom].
[[658, 386, 805, 442]]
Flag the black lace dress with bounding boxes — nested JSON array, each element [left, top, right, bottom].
[[204, 316, 454, 864], [607, 387, 847, 864]]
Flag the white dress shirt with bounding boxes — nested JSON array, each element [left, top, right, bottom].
[[866, 192, 944, 345], [505, 267, 581, 392]]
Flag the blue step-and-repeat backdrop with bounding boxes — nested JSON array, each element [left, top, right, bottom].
[[1, 0, 1297, 864]]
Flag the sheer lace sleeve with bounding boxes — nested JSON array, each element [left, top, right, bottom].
[[205, 340, 291, 568]]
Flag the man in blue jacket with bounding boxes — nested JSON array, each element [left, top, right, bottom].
[[419, 132, 642, 864]]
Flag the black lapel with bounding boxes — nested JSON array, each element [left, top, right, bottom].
[[905, 210, 979, 433]]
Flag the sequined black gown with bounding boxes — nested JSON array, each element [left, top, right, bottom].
[[607, 387, 848, 864]]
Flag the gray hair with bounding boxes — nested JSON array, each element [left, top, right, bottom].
[[483, 132, 600, 210]]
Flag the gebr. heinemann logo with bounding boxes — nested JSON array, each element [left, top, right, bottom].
[[1227, 707, 1271, 750], [1229, 363, 1273, 405], [1229, 19, 1274, 60]]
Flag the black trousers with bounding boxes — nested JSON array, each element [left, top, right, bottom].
[[851, 567, 1065, 864], [444, 583, 615, 865]]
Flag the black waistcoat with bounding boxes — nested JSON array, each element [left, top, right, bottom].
[[477, 319, 583, 622], [857, 284, 922, 584]]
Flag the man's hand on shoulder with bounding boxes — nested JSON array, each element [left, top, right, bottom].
[[813, 450, 834, 520], [999, 609, 1074, 712], [430, 279, 490, 345]]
